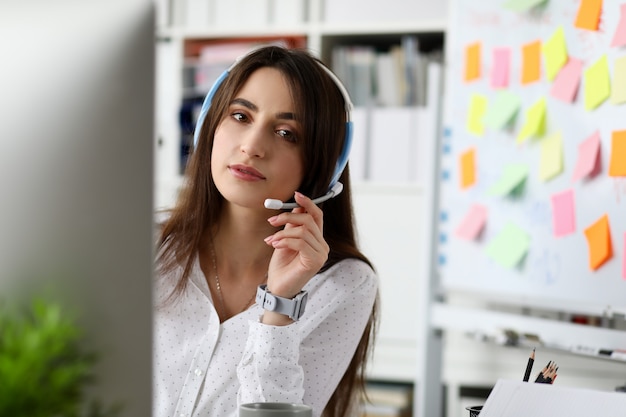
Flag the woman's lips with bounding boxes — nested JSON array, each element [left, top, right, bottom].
[[229, 164, 266, 181]]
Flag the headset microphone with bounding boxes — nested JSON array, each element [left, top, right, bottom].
[[264, 182, 344, 210], [193, 48, 354, 210]]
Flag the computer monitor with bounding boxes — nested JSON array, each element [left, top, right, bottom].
[[0, 2, 154, 415]]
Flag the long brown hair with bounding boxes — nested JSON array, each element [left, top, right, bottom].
[[157, 46, 379, 417]]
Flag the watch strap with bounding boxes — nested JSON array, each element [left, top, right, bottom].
[[255, 284, 308, 321]]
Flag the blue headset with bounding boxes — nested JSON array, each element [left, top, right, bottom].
[[192, 52, 354, 210]]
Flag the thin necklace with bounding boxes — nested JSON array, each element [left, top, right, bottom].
[[210, 246, 267, 319]]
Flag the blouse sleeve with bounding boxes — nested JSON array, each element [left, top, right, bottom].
[[236, 259, 378, 417]]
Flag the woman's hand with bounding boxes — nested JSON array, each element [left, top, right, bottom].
[[264, 191, 329, 303]]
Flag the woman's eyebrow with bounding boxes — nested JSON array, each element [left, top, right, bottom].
[[230, 98, 257, 111], [230, 98, 297, 121]]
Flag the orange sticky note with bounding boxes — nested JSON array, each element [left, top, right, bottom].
[[609, 130, 626, 177], [460, 148, 476, 189], [521, 40, 541, 84], [574, 0, 603, 31], [465, 42, 482, 82], [584, 214, 612, 271]]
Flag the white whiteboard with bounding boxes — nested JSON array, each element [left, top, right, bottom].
[[438, 0, 626, 310]]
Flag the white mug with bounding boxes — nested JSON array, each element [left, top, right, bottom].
[[239, 402, 312, 417]]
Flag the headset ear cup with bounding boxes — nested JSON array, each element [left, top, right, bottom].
[[193, 69, 230, 149], [329, 120, 353, 190]]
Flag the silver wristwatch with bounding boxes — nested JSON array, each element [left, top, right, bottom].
[[255, 284, 308, 321]]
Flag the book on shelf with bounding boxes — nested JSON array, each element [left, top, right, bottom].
[[334, 47, 443, 185], [331, 36, 441, 109], [332, 45, 377, 107], [183, 37, 306, 97]]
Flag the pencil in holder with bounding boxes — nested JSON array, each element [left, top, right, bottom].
[[465, 405, 483, 416]]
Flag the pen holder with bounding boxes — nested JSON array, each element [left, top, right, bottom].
[[465, 405, 483, 417]]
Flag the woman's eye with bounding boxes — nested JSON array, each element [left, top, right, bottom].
[[276, 129, 297, 143], [232, 112, 248, 122]]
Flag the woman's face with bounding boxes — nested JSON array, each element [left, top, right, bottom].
[[211, 67, 305, 210]]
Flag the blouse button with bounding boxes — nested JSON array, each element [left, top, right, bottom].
[[194, 368, 203, 376]]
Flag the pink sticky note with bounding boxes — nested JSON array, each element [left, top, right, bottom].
[[455, 204, 488, 240], [550, 57, 584, 102], [551, 189, 576, 237], [491, 47, 510, 89], [572, 131, 602, 181], [611, 4, 626, 47]]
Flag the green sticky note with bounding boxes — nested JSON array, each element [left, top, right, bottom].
[[488, 163, 528, 196], [503, 0, 547, 12], [584, 55, 611, 110], [539, 132, 564, 181], [467, 94, 488, 136], [486, 222, 530, 268], [611, 55, 626, 105], [484, 91, 521, 130], [543, 26, 568, 81], [517, 97, 546, 143]]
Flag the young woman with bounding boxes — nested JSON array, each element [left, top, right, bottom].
[[154, 46, 379, 417]]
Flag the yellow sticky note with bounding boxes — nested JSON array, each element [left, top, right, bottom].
[[517, 98, 546, 143], [521, 40, 542, 84], [584, 55, 610, 111], [539, 132, 563, 182], [460, 148, 477, 189], [543, 26, 568, 81], [467, 94, 488, 136], [575, 0, 603, 31], [611, 55, 626, 105], [609, 130, 626, 177], [584, 214, 613, 271], [465, 42, 481, 82]]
